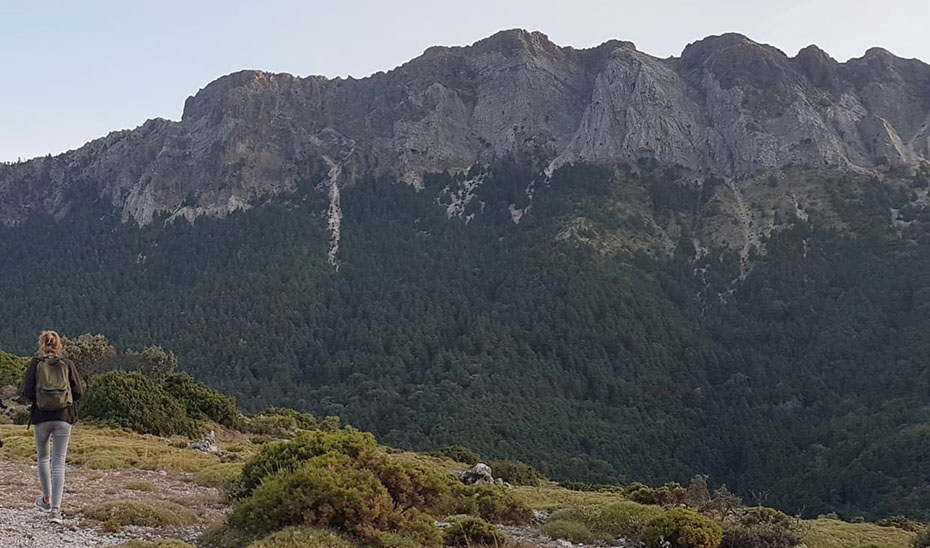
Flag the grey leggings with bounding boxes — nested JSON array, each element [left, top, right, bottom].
[[34, 421, 72, 509]]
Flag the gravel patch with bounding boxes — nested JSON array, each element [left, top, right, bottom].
[[0, 458, 228, 547]]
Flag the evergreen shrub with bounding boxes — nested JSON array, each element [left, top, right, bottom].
[[237, 428, 377, 497], [244, 527, 355, 548], [358, 452, 453, 509], [230, 452, 441, 545], [445, 483, 531, 524], [541, 519, 595, 543], [0, 349, 27, 387], [914, 528, 930, 548], [443, 516, 507, 547], [549, 502, 664, 540], [80, 371, 197, 436], [244, 407, 319, 437], [84, 499, 200, 527], [643, 508, 723, 548], [163, 372, 241, 428], [488, 459, 545, 486], [431, 445, 481, 465], [721, 507, 800, 548], [628, 482, 687, 506]]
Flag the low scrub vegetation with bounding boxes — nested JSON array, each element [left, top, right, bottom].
[[429, 445, 481, 465], [642, 508, 723, 548], [541, 519, 597, 543], [80, 371, 198, 437], [241, 407, 320, 437], [244, 527, 356, 548], [487, 459, 545, 486], [195, 463, 245, 495], [444, 483, 531, 524], [721, 507, 801, 548], [443, 517, 506, 547], [0, 349, 28, 387], [236, 428, 378, 497], [547, 501, 664, 541], [84, 499, 200, 527]]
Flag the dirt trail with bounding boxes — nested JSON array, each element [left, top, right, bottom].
[[0, 459, 227, 548]]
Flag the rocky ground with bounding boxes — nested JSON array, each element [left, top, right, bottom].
[[0, 459, 226, 547]]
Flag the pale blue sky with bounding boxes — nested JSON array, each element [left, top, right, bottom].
[[1, 0, 927, 162]]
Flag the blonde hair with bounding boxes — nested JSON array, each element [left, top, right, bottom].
[[38, 330, 62, 356]]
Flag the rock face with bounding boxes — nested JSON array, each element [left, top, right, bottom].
[[1, 30, 929, 226]]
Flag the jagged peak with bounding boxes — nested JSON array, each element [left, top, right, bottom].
[[181, 70, 310, 121], [794, 44, 837, 63], [792, 44, 841, 89], [862, 46, 896, 60], [679, 32, 789, 66], [470, 28, 559, 55]]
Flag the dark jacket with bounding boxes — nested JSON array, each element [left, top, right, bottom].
[[21, 355, 84, 425]]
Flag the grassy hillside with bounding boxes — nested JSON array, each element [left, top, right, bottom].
[[0, 422, 919, 548], [0, 352, 924, 548]]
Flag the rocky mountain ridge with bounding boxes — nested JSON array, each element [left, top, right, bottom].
[[1, 29, 929, 227]]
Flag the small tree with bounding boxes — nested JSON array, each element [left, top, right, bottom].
[[684, 475, 711, 508], [135, 346, 178, 379], [61, 334, 116, 381]]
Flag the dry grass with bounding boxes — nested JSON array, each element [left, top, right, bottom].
[[803, 518, 916, 548], [84, 499, 201, 527], [0, 424, 220, 472], [194, 463, 243, 493], [511, 483, 628, 510]]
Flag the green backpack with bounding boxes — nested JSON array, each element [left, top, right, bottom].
[[35, 356, 72, 411]]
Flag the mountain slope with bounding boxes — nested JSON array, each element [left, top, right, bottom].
[[1, 30, 928, 228], [3, 30, 930, 520], [3, 161, 930, 519]]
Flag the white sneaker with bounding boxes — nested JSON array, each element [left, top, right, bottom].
[[49, 509, 63, 524]]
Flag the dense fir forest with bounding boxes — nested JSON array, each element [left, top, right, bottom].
[[1, 162, 930, 520]]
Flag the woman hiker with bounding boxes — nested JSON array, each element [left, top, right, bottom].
[[21, 330, 84, 524]]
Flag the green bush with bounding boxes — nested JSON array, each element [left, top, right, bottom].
[[0, 349, 28, 388], [444, 517, 507, 547], [163, 373, 241, 428], [80, 371, 197, 437], [229, 453, 397, 538], [643, 508, 723, 548], [914, 528, 930, 548], [430, 445, 481, 465], [232, 448, 449, 545], [720, 507, 799, 548], [388, 509, 442, 548], [237, 428, 377, 497], [245, 526, 356, 548], [877, 516, 925, 533], [488, 460, 545, 486], [559, 482, 626, 493], [629, 482, 687, 507], [541, 519, 595, 543], [549, 502, 664, 540], [84, 499, 200, 527], [243, 407, 320, 437], [359, 452, 452, 510], [445, 483, 531, 524]]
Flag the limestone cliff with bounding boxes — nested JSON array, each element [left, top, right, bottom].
[[1, 29, 928, 226]]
